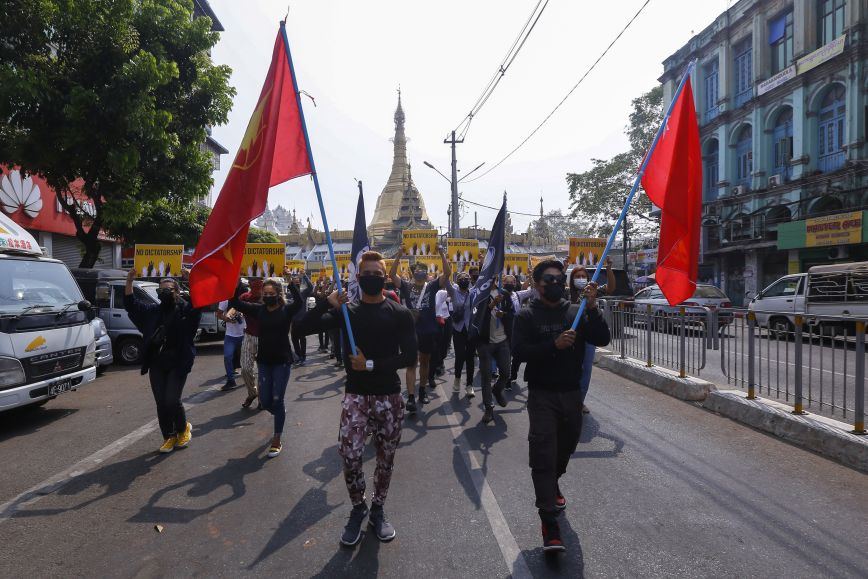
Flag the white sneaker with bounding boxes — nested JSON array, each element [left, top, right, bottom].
[[453, 377, 461, 392], [465, 385, 475, 398]]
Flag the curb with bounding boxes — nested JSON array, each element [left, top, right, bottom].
[[594, 353, 868, 472], [595, 353, 715, 401], [703, 390, 868, 473]]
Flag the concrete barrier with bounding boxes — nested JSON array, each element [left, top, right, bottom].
[[703, 390, 868, 473], [595, 353, 716, 401]]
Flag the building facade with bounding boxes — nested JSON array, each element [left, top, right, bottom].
[[661, 0, 867, 305]]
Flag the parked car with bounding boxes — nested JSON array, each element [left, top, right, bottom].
[[749, 262, 868, 335], [91, 317, 113, 372], [633, 283, 733, 331]]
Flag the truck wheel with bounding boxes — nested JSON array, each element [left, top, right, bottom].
[[769, 317, 794, 341], [117, 336, 144, 365]]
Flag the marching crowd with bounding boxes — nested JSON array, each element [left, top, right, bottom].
[[122, 247, 613, 553]]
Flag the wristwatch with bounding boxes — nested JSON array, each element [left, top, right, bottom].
[[365, 360, 374, 372]]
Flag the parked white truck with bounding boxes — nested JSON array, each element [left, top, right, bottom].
[[748, 261, 868, 334], [0, 213, 97, 411]]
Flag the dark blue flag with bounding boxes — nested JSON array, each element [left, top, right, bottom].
[[347, 182, 370, 302], [469, 200, 506, 338]]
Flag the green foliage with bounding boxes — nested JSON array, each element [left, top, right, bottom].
[[247, 227, 281, 244], [0, 0, 235, 267], [527, 209, 589, 244], [125, 200, 210, 247], [567, 86, 663, 236]]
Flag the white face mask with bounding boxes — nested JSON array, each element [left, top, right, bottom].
[[573, 278, 588, 289]]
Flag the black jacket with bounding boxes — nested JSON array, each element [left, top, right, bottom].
[[512, 297, 610, 391], [124, 293, 201, 375], [473, 292, 516, 345]]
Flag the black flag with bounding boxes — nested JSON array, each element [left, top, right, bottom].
[[347, 182, 370, 302], [469, 200, 506, 338]]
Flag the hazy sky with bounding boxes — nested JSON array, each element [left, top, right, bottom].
[[208, 0, 728, 234]]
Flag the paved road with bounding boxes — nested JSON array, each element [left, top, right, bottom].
[[1, 343, 866, 578]]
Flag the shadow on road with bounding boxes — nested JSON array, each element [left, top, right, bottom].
[[0, 406, 79, 442], [521, 515, 585, 578], [573, 414, 625, 459], [309, 532, 381, 579]]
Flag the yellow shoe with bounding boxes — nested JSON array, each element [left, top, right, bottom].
[[159, 437, 178, 453], [175, 422, 192, 448]]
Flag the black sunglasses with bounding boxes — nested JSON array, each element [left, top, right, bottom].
[[541, 274, 566, 285]]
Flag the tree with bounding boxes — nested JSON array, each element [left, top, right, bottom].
[[0, 0, 235, 266], [247, 227, 280, 244], [526, 209, 589, 244], [567, 86, 663, 237], [124, 200, 210, 247]]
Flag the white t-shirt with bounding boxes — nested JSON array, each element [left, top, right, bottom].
[[435, 289, 451, 319], [218, 300, 246, 338]]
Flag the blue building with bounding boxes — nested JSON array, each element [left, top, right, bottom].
[[660, 0, 866, 305]]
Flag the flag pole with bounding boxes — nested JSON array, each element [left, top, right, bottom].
[[280, 21, 358, 355], [571, 59, 697, 331]]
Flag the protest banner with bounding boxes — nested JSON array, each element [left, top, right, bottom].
[[240, 243, 285, 278], [402, 229, 438, 256], [385, 258, 411, 278], [285, 259, 305, 276], [334, 253, 352, 279], [503, 253, 530, 277], [415, 255, 443, 274], [568, 237, 607, 266], [134, 244, 184, 278], [529, 254, 557, 270]]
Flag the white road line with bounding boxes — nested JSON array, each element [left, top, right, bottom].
[[0, 384, 221, 523], [436, 385, 532, 579]]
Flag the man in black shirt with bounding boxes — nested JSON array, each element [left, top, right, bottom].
[[297, 251, 417, 547], [513, 259, 610, 553]]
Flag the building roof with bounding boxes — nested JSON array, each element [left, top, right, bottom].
[[193, 0, 224, 32]]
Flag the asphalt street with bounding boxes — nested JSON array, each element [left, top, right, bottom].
[[0, 342, 866, 578]]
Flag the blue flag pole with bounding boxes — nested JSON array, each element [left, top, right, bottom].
[[570, 59, 697, 331], [280, 21, 357, 355]]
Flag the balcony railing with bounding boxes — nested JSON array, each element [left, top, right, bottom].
[[703, 105, 721, 124], [734, 88, 752, 108], [818, 151, 845, 173]]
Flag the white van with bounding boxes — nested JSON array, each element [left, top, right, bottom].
[[0, 214, 97, 411], [749, 262, 868, 333]]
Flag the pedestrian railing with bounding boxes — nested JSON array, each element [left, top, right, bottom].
[[597, 300, 866, 435], [600, 300, 710, 378], [720, 309, 866, 434]]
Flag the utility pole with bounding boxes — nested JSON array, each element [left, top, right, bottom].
[[474, 211, 478, 240], [445, 130, 463, 238]]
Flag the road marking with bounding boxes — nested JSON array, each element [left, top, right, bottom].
[[0, 384, 222, 523], [435, 385, 532, 579]]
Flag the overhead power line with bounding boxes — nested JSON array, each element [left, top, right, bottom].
[[465, 0, 652, 184], [459, 195, 540, 218], [453, 0, 551, 141]]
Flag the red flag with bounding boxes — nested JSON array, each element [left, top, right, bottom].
[[189, 28, 311, 307], [640, 78, 702, 306]]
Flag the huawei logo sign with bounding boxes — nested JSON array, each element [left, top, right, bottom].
[[0, 170, 43, 219]]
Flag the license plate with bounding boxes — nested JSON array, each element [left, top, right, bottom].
[[48, 378, 74, 396]]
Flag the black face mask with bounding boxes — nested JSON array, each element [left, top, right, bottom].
[[157, 288, 175, 309], [358, 275, 385, 296], [457, 279, 470, 290], [470, 276, 479, 284], [541, 283, 564, 303], [263, 295, 279, 307]]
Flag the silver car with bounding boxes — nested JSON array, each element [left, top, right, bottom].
[[633, 283, 733, 331], [91, 317, 113, 372]]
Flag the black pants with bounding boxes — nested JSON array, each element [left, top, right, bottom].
[[149, 366, 189, 439], [291, 329, 307, 360], [510, 354, 521, 382], [318, 331, 329, 349], [430, 319, 453, 381], [452, 327, 475, 385], [330, 328, 343, 360], [527, 388, 583, 515]]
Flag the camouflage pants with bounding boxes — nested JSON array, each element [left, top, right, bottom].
[[339, 393, 405, 507], [240, 334, 258, 397]]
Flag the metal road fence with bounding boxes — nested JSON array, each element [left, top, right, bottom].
[[598, 300, 866, 434]]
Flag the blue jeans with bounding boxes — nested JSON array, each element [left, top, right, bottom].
[[223, 335, 243, 380], [258, 362, 292, 434], [579, 343, 596, 404]]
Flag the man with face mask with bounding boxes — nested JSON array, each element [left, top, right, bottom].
[[512, 259, 610, 553], [124, 269, 202, 454], [388, 246, 450, 413], [448, 271, 475, 398], [296, 251, 417, 546]]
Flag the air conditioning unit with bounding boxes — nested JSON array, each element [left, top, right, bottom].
[[732, 185, 746, 196], [828, 245, 850, 260], [703, 204, 719, 217], [768, 174, 784, 188]]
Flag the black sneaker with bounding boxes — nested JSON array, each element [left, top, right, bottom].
[[541, 516, 566, 552], [481, 407, 494, 424], [221, 379, 237, 391], [368, 505, 396, 542], [493, 385, 507, 407], [340, 502, 369, 546], [406, 395, 417, 414], [504, 381, 513, 391], [418, 388, 429, 405]]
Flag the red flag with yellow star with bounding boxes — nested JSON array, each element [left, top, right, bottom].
[[189, 29, 311, 307]]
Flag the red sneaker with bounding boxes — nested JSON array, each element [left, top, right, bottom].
[[541, 519, 566, 553], [555, 485, 566, 511]]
